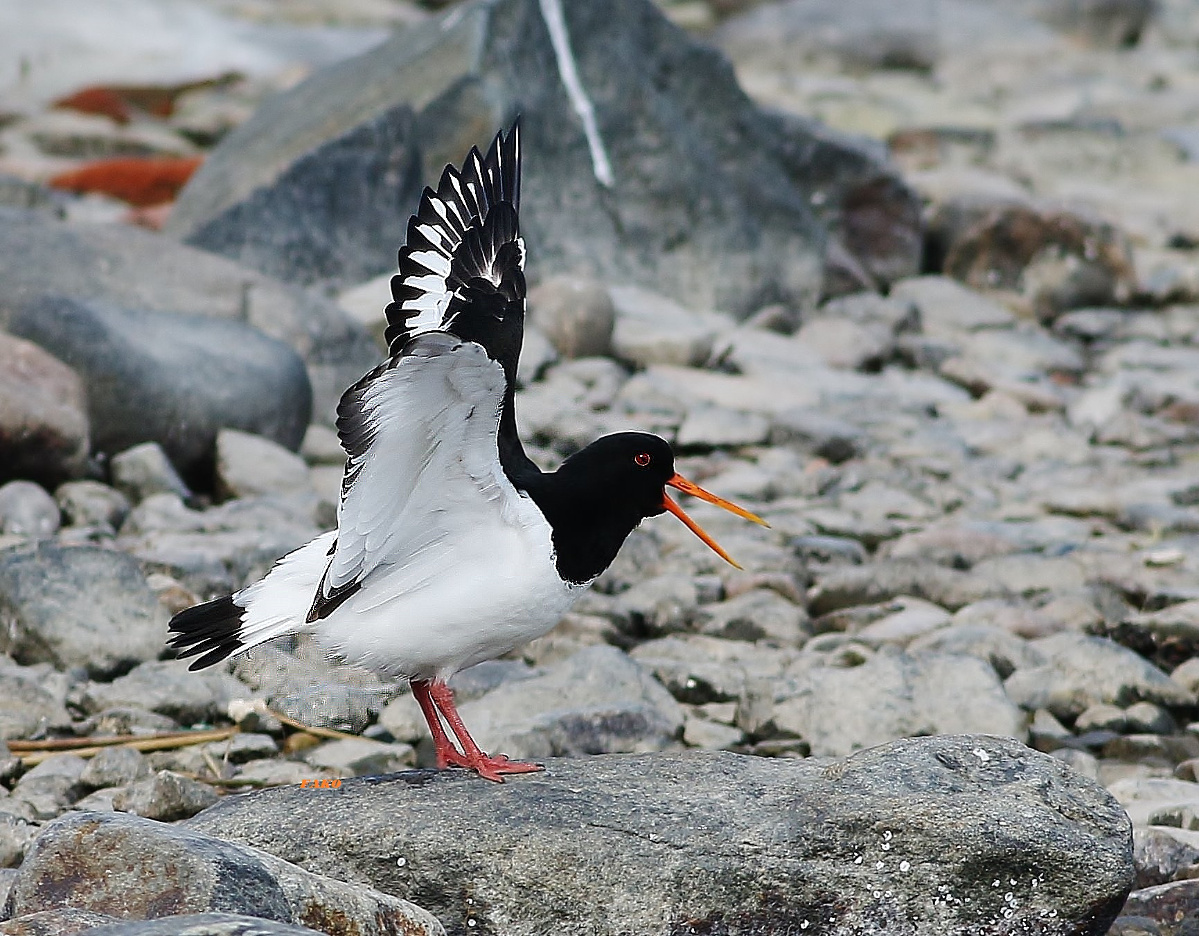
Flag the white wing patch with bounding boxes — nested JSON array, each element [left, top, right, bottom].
[[384, 122, 524, 350], [321, 334, 511, 610]]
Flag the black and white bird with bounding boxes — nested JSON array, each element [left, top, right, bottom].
[[168, 120, 766, 782]]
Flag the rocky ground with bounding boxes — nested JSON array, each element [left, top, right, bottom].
[[3, 0, 1199, 933]]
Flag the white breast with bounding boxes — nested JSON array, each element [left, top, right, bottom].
[[311, 490, 582, 681]]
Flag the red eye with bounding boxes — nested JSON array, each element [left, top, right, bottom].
[[634, 452, 652, 467]]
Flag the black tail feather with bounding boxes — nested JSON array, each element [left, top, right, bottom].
[[167, 595, 244, 671]]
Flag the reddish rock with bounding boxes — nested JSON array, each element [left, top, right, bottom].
[[0, 333, 88, 487], [940, 202, 1136, 322], [52, 87, 132, 124], [49, 157, 203, 208]]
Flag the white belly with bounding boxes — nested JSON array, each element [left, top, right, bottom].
[[310, 518, 582, 680]]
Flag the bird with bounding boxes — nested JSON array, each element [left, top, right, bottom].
[[167, 119, 767, 782]]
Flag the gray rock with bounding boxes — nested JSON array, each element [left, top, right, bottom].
[[187, 737, 1133, 935], [807, 559, 1000, 615], [301, 738, 415, 778], [82, 661, 253, 727], [109, 443, 190, 504], [230, 642, 398, 734], [889, 276, 1015, 336], [111, 771, 220, 822], [10, 754, 88, 820], [630, 633, 796, 706], [1132, 826, 1199, 888], [55, 480, 130, 532], [771, 647, 1025, 756], [0, 207, 376, 424], [3, 811, 443, 935], [453, 645, 684, 759], [0, 482, 59, 540], [0, 813, 36, 869], [908, 624, 1043, 679], [1030, 0, 1158, 47], [768, 408, 866, 462], [167, 0, 919, 315], [675, 405, 771, 451], [609, 285, 729, 368], [0, 543, 167, 678], [527, 275, 615, 359], [0, 658, 73, 741], [716, 0, 943, 74], [794, 316, 895, 371], [0, 907, 123, 934], [0, 332, 88, 488], [693, 589, 809, 647], [1004, 634, 1195, 720], [611, 574, 700, 637], [215, 429, 311, 500], [79, 747, 154, 791], [27, 913, 327, 935], [6, 296, 312, 477]]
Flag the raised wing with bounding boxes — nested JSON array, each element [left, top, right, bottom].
[[309, 332, 509, 622], [383, 120, 526, 385]]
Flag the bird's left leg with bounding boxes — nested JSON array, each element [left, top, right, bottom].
[[427, 680, 543, 783], [410, 678, 470, 770]]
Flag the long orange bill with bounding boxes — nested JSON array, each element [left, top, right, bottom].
[[663, 473, 770, 570]]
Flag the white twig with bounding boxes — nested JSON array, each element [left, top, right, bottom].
[[538, 0, 614, 188]]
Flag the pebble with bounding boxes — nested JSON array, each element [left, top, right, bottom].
[[0, 481, 60, 539], [215, 428, 312, 499], [109, 441, 190, 503], [111, 770, 220, 821]]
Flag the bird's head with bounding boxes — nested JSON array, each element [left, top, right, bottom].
[[556, 431, 768, 569]]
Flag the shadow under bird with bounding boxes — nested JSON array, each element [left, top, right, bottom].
[[168, 120, 767, 782]]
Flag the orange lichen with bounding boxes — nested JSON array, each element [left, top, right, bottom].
[[53, 87, 133, 124], [49, 156, 203, 207]]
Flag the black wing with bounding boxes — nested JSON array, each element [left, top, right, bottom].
[[383, 119, 526, 387]]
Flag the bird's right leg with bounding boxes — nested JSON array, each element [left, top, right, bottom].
[[410, 678, 468, 770]]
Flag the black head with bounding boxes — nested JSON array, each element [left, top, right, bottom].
[[524, 431, 766, 585]]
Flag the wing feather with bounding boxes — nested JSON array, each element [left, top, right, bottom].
[[311, 333, 509, 621], [383, 119, 524, 355]]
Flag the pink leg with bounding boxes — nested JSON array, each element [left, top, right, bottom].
[[416, 679, 543, 783]]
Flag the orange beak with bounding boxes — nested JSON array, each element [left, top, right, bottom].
[[663, 473, 770, 570]]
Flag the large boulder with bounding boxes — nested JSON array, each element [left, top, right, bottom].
[[166, 0, 921, 314], [6, 296, 311, 477], [0, 811, 443, 935], [187, 736, 1133, 936], [0, 207, 378, 423]]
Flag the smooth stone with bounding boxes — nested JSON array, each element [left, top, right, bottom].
[[24, 913, 335, 935], [215, 429, 311, 500], [81, 661, 254, 727], [1004, 634, 1195, 720], [54, 480, 130, 532], [187, 737, 1133, 935], [453, 645, 684, 759], [0, 543, 168, 678], [79, 747, 154, 791], [4, 811, 442, 934], [0, 482, 60, 539], [6, 295, 312, 477], [111, 771, 220, 822], [0, 658, 74, 740], [0, 332, 88, 487], [300, 738, 415, 777], [109, 442, 190, 503], [0, 207, 377, 424], [527, 275, 615, 359], [771, 647, 1025, 756]]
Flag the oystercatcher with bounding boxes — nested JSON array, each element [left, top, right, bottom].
[[168, 120, 766, 782]]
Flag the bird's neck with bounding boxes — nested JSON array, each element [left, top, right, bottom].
[[516, 467, 643, 586]]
